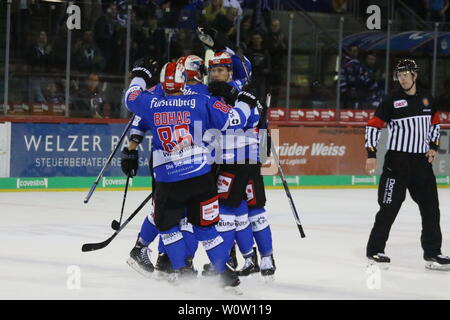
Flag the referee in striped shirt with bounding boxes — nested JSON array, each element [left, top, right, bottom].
[[365, 59, 450, 271]]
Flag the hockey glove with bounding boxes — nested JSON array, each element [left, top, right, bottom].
[[208, 81, 239, 105], [131, 57, 161, 88], [197, 26, 218, 49], [236, 91, 258, 108], [121, 147, 139, 177], [197, 26, 237, 52]]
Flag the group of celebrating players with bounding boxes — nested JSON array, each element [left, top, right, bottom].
[[120, 27, 275, 290]]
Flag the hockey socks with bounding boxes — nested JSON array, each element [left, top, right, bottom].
[[233, 201, 254, 257], [249, 207, 273, 256], [180, 218, 199, 258], [193, 225, 227, 273], [138, 216, 159, 246], [158, 219, 198, 258], [160, 226, 187, 270]]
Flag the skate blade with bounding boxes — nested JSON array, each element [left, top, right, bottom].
[[126, 258, 154, 278], [367, 259, 389, 270], [223, 286, 243, 296], [425, 261, 450, 271]]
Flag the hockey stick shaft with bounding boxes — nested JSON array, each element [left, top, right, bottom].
[[237, 53, 305, 236], [84, 115, 135, 204], [118, 175, 131, 225], [271, 143, 306, 238], [81, 191, 152, 252], [265, 93, 306, 238]]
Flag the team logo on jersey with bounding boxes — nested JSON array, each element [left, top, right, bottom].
[[423, 98, 429, 106], [127, 90, 140, 101], [217, 173, 234, 196], [228, 109, 241, 125], [393, 99, 408, 108], [200, 196, 220, 226]]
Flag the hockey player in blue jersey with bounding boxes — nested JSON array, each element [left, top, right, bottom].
[[198, 29, 277, 279], [123, 60, 259, 287], [152, 55, 209, 276]]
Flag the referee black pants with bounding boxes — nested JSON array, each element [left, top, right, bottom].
[[366, 151, 442, 258]]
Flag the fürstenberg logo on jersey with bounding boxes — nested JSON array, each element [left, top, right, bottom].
[[16, 178, 48, 189], [150, 97, 196, 108], [383, 178, 396, 204], [101, 177, 133, 188]]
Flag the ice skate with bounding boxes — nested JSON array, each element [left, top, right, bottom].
[[127, 241, 154, 278], [237, 247, 260, 276], [367, 253, 390, 270], [260, 254, 276, 282], [424, 254, 450, 271], [220, 262, 242, 295], [167, 263, 198, 285], [154, 252, 172, 280]]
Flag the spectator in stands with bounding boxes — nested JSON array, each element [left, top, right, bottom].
[[82, 0, 103, 30], [11, 0, 34, 59], [212, 3, 240, 38], [70, 73, 105, 118], [28, 31, 53, 103], [223, 0, 243, 16], [73, 30, 106, 74], [265, 18, 286, 108], [425, 0, 449, 24], [169, 29, 197, 61], [340, 45, 367, 109], [44, 80, 65, 104], [307, 80, 334, 108], [94, 3, 122, 74], [361, 51, 383, 109], [437, 79, 450, 111], [141, 16, 166, 57], [203, 0, 226, 24], [245, 32, 271, 101], [234, 15, 253, 48], [159, 0, 205, 29]]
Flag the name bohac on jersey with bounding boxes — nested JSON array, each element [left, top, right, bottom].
[[124, 86, 255, 182]]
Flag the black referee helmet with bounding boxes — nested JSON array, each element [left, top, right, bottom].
[[393, 59, 419, 81]]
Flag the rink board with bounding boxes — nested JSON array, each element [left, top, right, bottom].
[[0, 175, 449, 192]]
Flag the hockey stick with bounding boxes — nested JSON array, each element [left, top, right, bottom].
[[235, 53, 306, 237], [81, 191, 153, 252], [271, 142, 306, 237], [111, 175, 131, 231], [83, 115, 135, 204], [265, 93, 306, 238]]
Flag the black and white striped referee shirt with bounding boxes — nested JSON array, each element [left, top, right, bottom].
[[365, 89, 440, 158]]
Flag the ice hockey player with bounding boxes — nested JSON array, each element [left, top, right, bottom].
[[198, 27, 276, 279], [153, 55, 209, 276], [365, 59, 450, 271], [122, 60, 260, 288]]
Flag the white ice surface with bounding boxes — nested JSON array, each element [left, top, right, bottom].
[[0, 188, 449, 300]]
